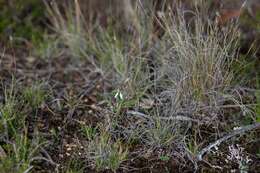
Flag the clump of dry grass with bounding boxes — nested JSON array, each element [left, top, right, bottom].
[[43, 0, 256, 172], [155, 7, 248, 124], [44, 0, 89, 60]]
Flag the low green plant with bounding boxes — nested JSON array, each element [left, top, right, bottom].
[[0, 80, 45, 173], [0, 134, 42, 173], [143, 117, 177, 149], [81, 125, 97, 141], [87, 130, 128, 172], [0, 81, 22, 137], [186, 138, 200, 156], [111, 89, 138, 116], [22, 83, 46, 110], [159, 155, 170, 162], [64, 159, 84, 173]]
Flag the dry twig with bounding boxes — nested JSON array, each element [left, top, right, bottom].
[[197, 122, 260, 161], [127, 110, 200, 123]]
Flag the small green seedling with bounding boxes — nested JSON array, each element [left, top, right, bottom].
[[88, 131, 128, 172], [81, 125, 97, 141], [145, 118, 176, 149], [159, 155, 170, 162], [22, 83, 46, 109]]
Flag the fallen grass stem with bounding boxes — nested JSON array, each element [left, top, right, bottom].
[[197, 122, 260, 161], [127, 110, 201, 123]]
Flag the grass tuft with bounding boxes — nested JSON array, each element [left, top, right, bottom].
[[22, 83, 46, 110], [86, 129, 128, 172]]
